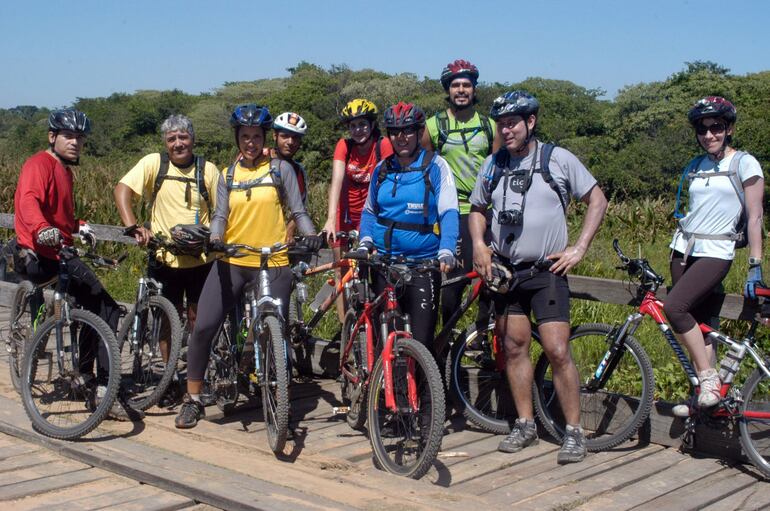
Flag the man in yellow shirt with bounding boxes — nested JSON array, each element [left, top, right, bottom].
[[114, 115, 219, 403]]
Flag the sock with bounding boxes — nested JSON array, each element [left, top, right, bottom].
[[189, 393, 202, 403]]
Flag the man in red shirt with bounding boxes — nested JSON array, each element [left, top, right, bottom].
[[14, 109, 140, 421]]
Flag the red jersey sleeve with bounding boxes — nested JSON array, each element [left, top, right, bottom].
[[379, 137, 394, 160], [333, 138, 349, 162]]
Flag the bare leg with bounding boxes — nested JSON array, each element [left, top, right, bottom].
[[538, 321, 580, 425]]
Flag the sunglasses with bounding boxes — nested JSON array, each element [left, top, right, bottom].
[[388, 127, 418, 137], [695, 123, 727, 136]]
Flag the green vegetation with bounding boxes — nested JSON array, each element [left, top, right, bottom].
[[1, 60, 768, 401]]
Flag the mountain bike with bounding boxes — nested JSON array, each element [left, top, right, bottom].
[[19, 246, 123, 440], [341, 252, 445, 479], [7, 277, 51, 392], [206, 240, 314, 454], [116, 229, 182, 411], [535, 239, 770, 470]]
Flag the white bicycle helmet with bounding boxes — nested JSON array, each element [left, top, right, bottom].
[[273, 112, 307, 136]]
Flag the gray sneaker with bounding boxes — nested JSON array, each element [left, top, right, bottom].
[[557, 424, 586, 464], [498, 418, 538, 453]]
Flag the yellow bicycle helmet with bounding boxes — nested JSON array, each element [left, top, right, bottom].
[[340, 99, 378, 122]]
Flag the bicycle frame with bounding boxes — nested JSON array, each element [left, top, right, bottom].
[[603, 241, 770, 422], [295, 258, 361, 336]]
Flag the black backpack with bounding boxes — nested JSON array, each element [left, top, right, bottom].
[[489, 143, 568, 214], [435, 110, 494, 155], [151, 153, 211, 216]]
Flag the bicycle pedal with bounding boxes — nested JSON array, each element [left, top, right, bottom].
[[332, 406, 350, 415]]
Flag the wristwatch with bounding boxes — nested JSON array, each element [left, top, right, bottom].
[[749, 256, 762, 266]]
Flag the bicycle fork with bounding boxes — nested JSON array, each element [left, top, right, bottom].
[[589, 313, 643, 389], [380, 311, 418, 413]]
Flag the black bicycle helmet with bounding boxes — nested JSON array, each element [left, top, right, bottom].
[[170, 224, 211, 256], [48, 109, 92, 135], [687, 96, 737, 125], [383, 102, 426, 130], [489, 91, 540, 120], [229, 104, 273, 129]]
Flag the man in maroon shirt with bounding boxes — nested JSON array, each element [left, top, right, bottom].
[[14, 109, 140, 421]]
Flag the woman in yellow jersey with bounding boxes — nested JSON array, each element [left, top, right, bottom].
[[175, 104, 321, 429]]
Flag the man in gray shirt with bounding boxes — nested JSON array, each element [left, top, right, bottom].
[[469, 91, 607, 464]]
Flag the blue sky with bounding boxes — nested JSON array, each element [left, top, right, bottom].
[[1, 0, 768, 109]]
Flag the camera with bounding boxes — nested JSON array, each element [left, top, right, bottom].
[[498, 209, 523, 226]]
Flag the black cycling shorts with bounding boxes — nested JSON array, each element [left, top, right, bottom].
[[493, 269, 570, 325], [148, 262, 213, 309]]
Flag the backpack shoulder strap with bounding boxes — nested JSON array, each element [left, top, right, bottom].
[[436, 110, 449, 153], [344, 138, 353, 167], [375, 136, 382, 163], [194, 155, 211, 213], [674, 154, 709, 219], [478, 114, 494, 156], [225, 163, 236, 191], [727, 151, 748, 207], [151, 152, 171, 208], [537, 143, 567, 214]]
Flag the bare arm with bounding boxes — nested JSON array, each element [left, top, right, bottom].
[[322, 160, 346, 241], [469, 206, 493, 280], [547, 185, 608, 275], [744, 175, 764, 260], [114, 182, 151, 245]]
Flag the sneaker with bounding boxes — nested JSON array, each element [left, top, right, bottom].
[[175, 394, 205, 429], [158, 380, 182, 408], [672, 396, 697, 418], [498, 418, 538, 453], [557, 424, 586, 464], [697, 368, 722, 408], [95, 387, 145, 422]]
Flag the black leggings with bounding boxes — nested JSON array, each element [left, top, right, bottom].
[[186, 260, 292, 382], [371, 268, 441, 354], [664, 251, 732, 334], [440, 213, 493, 328], [24, 255, 120, 385]]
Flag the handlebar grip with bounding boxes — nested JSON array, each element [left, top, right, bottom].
[[343, 250, 369, 261]]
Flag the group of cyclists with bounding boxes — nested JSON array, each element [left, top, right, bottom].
[[10, 58, 764, 466]]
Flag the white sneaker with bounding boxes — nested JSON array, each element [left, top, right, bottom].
[[697, 368, 722, 408], [672, 398, 695, 418]]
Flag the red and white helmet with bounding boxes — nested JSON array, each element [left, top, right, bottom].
[[440, 59, 480, 90], [273, 112, 308, 136]]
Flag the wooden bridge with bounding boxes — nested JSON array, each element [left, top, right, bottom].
[[1, 214, 769, 509]]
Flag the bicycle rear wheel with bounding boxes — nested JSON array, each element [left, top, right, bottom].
[[446, 321, 515, 434], [739, 367, 770, 478], [8, 281, 39, 392], [368, 338, 445, 479], [261, 315, 290, 454], [20, 309, 120, 440], [201, 317, 238, 413], [340, 309, 368, 430], [533, 323, 654, 451], [117, 295, 182, 410]]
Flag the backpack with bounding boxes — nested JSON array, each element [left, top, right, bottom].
[[488, 143, 568, 215], [151, 153, 211, 217], [372, 151, 437, 252], [674, 151, 748, 254], [435, 110, 494, 155], [225, 158, 285, 204]]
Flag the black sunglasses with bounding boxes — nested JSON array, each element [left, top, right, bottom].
[[695, 122, 727, 136]]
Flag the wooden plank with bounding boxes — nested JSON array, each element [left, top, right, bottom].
[[629, 469, 763, 511], [0, 459, 92, 486], [105, 491, 194, 511], [4, 477, 137, 511], [44, 485, 192, 511], [699, 480, 770, 511], [0, 468, 109, 501], [570, 455, 725, 510], [0, 450, 59, 472], [483, 446, 679, 508]]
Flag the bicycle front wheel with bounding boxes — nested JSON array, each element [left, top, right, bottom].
[[446, 320, 514, 434], [117, 295, 182, 410], [739, 367, 770, 478], [368, 338, 445, 479], [20, 309, 121, 440], [533, 323, 654, 451], [260, 315, 290, 454]]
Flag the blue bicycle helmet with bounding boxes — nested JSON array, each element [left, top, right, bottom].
[[229, 104, 273, 129]]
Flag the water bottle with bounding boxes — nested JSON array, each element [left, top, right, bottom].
[[719, 342, 746, 384], [296, 282, 308, 304]]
